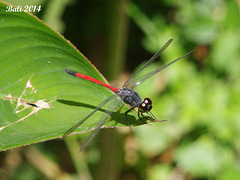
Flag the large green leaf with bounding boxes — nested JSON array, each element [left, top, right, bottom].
[[0, 2, 140, 151]]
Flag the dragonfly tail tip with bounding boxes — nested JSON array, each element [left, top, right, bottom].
[[65, 69, 76, 76]]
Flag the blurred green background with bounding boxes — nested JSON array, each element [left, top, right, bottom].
[[1, 0, 240, 180]]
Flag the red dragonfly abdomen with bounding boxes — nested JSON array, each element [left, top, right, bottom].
[[65, 69, 119, 93]]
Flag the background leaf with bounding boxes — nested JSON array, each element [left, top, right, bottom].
[[0, 2, 139, 151]]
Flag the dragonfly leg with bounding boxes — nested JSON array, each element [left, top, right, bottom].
[[138, 111, 149, 124], [124, 106, 138, 133]]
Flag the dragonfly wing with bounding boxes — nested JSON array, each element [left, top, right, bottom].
[[123, 39, 173, 88], [79, 94, 123, 152], [62, 94, 118, 138], [128, 50, 194, 89]]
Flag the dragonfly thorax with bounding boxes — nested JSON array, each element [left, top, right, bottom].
[[117, 87, 143, 108], [117, 88, 153, 113]]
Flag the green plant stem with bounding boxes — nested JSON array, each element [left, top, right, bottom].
[[95, 0, 129, 180], [103, 0, 129, 80], [64, 136, 92, 180]]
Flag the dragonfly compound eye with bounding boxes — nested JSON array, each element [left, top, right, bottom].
[[139, 98, 152, 112], [144, 98, 152, 105]]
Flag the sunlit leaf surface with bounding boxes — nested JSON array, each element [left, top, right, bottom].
[[0, 2, 140, 151]]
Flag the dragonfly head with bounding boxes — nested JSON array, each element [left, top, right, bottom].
[[139, 98, 152, 112]]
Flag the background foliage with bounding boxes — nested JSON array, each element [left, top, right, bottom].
[[1, 0, 240, 180]]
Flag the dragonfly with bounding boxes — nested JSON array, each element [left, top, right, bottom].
[[63, 39, 193, 151]]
